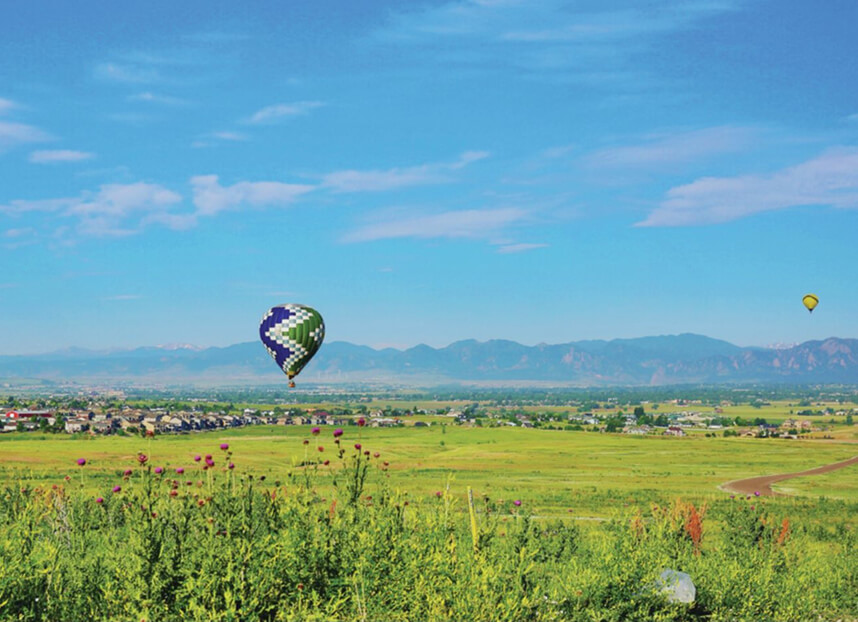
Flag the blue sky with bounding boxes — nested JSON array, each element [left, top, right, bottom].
[[2, 0, 858, 354]]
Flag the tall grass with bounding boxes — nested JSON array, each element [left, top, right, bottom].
[[1, 431, 856, 621]]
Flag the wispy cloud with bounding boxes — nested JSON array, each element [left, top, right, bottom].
[[376, 0, 740, 78], [102, 294, 142, 301], [0, 97, 15, 115], [29, 150, 95, 164], [190, 175, 314, 216], [1, 182, 183, 237], [211, 131, 248, 142], [245, 101, 325, 124], [581, 126, 758, 170], [323, 151, 489, 192], [128, 92, 189, 106], [495, 242, 548, 253], [638, 147, 858, 226], [0, 120, 51, 152], [343, 207, 528, 242], [95, 62, 160, 84]]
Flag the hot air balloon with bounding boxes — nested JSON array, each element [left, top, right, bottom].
[[802, 294, 819, 314], [259, 304, 325, 387]]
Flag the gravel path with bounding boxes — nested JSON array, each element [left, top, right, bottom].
[[720, 455, 858, 497]]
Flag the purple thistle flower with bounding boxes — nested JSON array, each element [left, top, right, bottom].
[[311, 427, 320, 436], [76, 458, 86, 466], [95, 497, 104, 504], [205, 454, 212, 460], [357, 417, 366, 427], [194, 455, 201, 462], [112, 485, 122, 493], [228, 462, 235, 470], [513, 500, 522, 507], [333, 428, 343, 438], [754, 491, 760, 497], [137, 453, 148, 465], [355, 443, 362, 450], [123, 469, 133, 477], [205, 458, 215, 467], [154, 467, 163, 474], [220, 443, 229, 451], [435, 491, 442, 498], [175, 467, 184, 474]]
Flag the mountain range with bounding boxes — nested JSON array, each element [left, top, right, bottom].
[[2, 334, 858, 387]]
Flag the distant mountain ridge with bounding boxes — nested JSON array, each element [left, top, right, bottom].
[[2, 334, 858, 386]]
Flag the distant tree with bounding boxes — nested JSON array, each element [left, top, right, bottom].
[[847, 413, 854, 425]]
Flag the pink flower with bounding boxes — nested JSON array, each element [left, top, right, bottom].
[[357, 417, 366, 427], [112, 485, 122, 493], [373, 452, 380, 458], [193, 455, 201, 462], [123, 469, 133, 477], [333, 428, 343, 438], [137, 453, 148, 465], [95, 497, 104, 504], [154, 467, 163, 474], [228, 462, 235, 470], [76, 458, 86, 466], [205, 458, 215, 467], [355, 443, 362, 450], [513, 500, 522, 507], [175, 467, 184, 474], [311, 427, 320, 436], [220, 443, 229, 451], [318, 446, 324, 452]]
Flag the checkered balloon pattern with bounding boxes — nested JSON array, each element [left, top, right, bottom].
[[259, 304, 325, 379]]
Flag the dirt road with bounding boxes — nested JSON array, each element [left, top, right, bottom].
[[720, 455, 858, 496]]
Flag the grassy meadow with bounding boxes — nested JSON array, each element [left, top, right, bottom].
[[2, 424, 857, 516]]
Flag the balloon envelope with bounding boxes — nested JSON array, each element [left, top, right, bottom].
[[259, 304, 325, 380], [802, 294, 819, 313]]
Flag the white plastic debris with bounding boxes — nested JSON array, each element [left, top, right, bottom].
[[657, 569, 696, 604]]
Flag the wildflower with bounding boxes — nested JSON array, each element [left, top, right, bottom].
[[355, 443, 362, 450], [513, 500, 522, 507], [373, 452, 380, 458], [170, 490, 178, 497], [383, 461, 389, 467], [175, 467, 184, 474], [154, 467, 163, 474], [123, 469, 133, 477], [311, 427, 320, 436], [357, 417, 366, 427], [198, 499, 205, 507], [112, 485, 122, 493], [435, 491, 442, 498], [220, 443, 229, 451], [303, 439, 309, 445], [95, 497, 104, 504], [323, 460, 330, 466], [318, 446, 324, 452], [76, 458, 86, 466], [333, 428, 344, 438], [137, 453, 148, 465], [754, 491, 760, 497], [193, 455, 201, 462], [205, 458, 215, 467], [205, 454, 212, 460], [228, 462, 235, 470]]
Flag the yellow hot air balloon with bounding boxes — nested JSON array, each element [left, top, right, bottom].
[[802, 294, 819, 313]]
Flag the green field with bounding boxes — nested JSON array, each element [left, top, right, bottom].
[[3, 425, 856, 516]]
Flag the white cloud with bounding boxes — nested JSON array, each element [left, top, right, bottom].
[[245, 101, 324, 124], [582, 126, 757, 170], [128, 92, 189, 106], [190, 175, 314, 216], [638, 147, 858, 227], [1, 182, 183, 237], [211, 131, 248, 141], [4, 227, 34, 238], [323, 151, 489, 192], [0, 120, 51, 152], [0, 97, 15, 115], [29, 150, 95, 164], [343, 207, 528, 242], [496, 242, 548, 253]]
